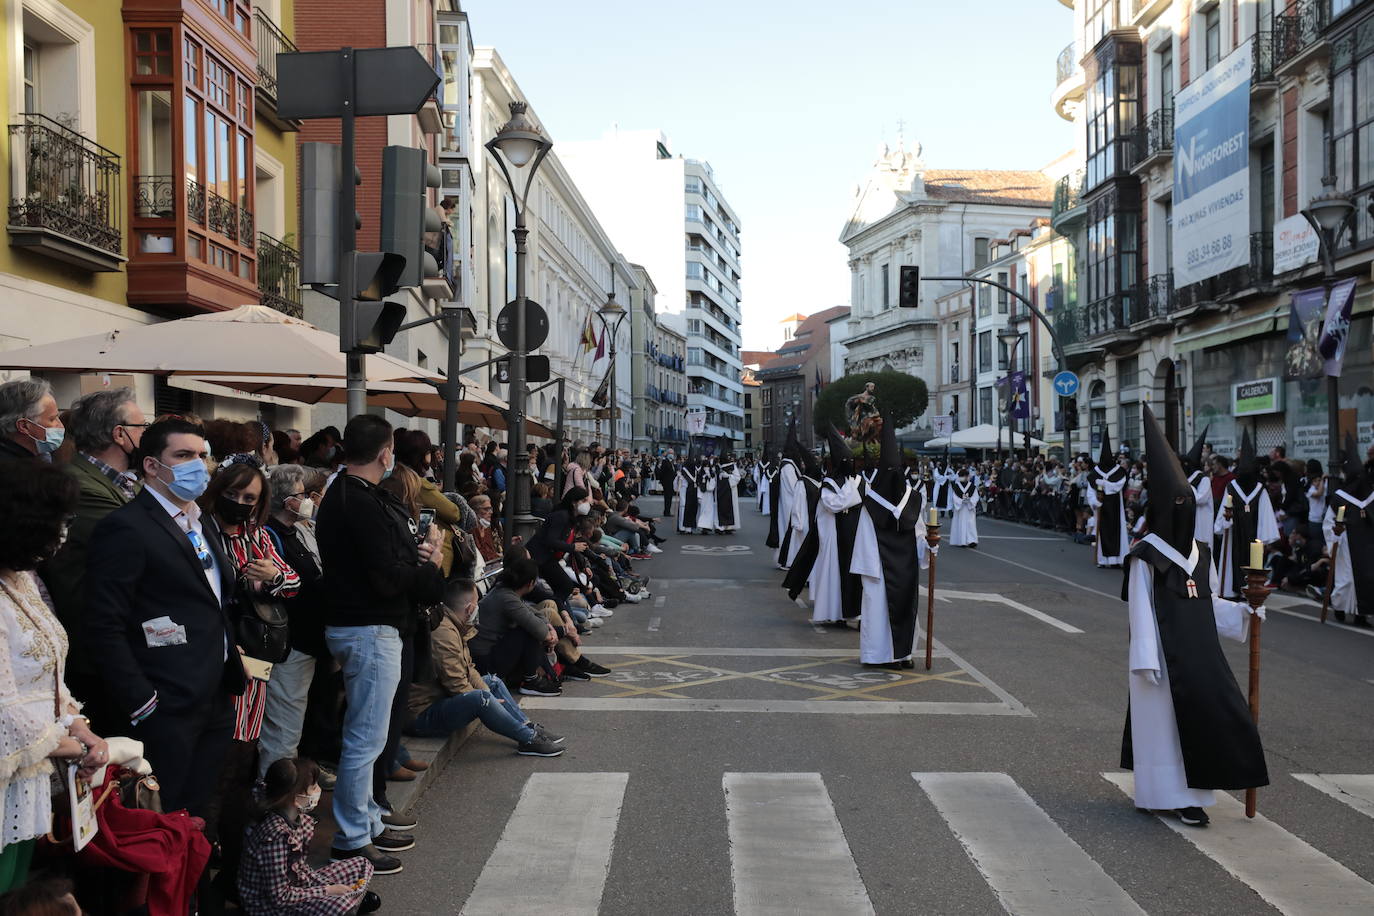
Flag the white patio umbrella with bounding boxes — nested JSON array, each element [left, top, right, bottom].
[[0, 304, 433, 382], [925, 423, 1049, 450]]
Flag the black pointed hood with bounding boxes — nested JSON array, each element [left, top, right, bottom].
[[826, 425, 854, 479], [1180, 425, 1208, 475], [1096, 429, 1114, 473], [1341, 431, 1370, 498], [1235, 429, 1258, 491], [879, 414, 899, 470], [783, 417, 804, 466], [1144, 405, 1196, 553]]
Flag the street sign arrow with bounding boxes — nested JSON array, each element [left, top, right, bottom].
[[1052, 370, 1080, 397], [276, 47, 439, 121]]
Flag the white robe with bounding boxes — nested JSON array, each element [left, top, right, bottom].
[[717, 467, 743, 531], [675, 469, 698, 532], [1126, 536, 1253, 810], [785, 475, 814, 568], [756, 466, 770, 513], [1212, 483, 1280, 597], [852, 488, 934, 663], [695, 473, 718, 531], [775, 462, 800, 565], [1189, 472, 1214, 546], [1323, 492, 1373, 613], [1087, 473, 1129, 566], [811, 477, 862, 623], [948, 481, 979, 547]]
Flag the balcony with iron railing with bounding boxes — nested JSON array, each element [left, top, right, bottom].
[[1053, 41, 1085, 121], [257, 231, 302, 318], [414, 44, 444, 134], [7, 113, 124, 271], [1252, 30, 1277, 89], [1051, 170, 1086, 231], [1174, 232, 1275, 309], [1133, 273, 1175, 329], [253, 8, 299, 130], [1131, 106, 1173, 172], [1275, 0, 1331, 75]]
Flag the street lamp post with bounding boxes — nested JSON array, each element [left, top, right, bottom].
[[596, 286, 629, 460], [485, 100, 552, 549], [998, 328, 1021, 461], [1301, 175, 1355, 476]]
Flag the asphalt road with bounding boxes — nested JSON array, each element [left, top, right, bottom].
[[378, 505, 1374, 916]]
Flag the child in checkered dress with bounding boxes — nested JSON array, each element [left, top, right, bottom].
[[238, 758, 379, 915]]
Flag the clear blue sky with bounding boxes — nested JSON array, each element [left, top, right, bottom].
[[463, 0, 1075, 351]]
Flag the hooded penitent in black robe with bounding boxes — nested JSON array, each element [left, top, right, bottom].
[[782, 476, 823, 600], [716, 463, 738, 529], [1325, 433, 1374, 622], [835, 481, 866, 620], [678, 464, 700, 531], [1213, 433, 1279, 598], [765, 463, 782, 548]]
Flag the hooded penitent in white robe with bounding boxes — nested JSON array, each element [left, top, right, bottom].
[[853, 488, 934, 664], [1323, 491, 1374, 616], [756, 464, 771, 513], [1212, 482, 1279, 598], [695, 470, 718, 531], [811, 476, 862, 623], [948, 479, 979, 547], [1087, 471, 1129, 567], [784, 475, 815, 569], [775, 461, 800, 566], [1189, 471, 1214, 546], [716, 465, 743, 531]]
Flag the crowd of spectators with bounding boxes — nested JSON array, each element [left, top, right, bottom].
[[0, 376, 691, 914]]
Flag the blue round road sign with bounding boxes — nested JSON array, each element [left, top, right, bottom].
[[1053, 371, 1080, 397]]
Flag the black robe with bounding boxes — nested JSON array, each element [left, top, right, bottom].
[[836, 479, 866, 619], [865, 482, 923, 658], [680, 471, 699, 529], [1096, 466, 1126, 558], [765, 467, 782, 548], [1120, 540, 1268, 791], [716, 469, 737, 528], [935, 472, 951, 511], [1221, 481, 1263, 598], [1331, 489, 1374, 616], [782, 477, 823, 600]]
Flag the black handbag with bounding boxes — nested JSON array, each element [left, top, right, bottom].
[[228, 534, 291, 663]]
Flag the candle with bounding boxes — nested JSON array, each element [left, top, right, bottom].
[[1337, 505, 1346, 523], [1224, 492, 1233, 509], [928, 507, 939, 527], [1249, 539, 1264, 570]]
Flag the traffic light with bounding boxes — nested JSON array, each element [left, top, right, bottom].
[[899, 265, 920, 307], [339, 252, 406, 353], [1062, 397, 1079, 429], [381, 145, 444, 291], [300, 142, 361, 285]]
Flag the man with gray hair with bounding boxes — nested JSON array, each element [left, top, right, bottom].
[[43, 386, 148, 730], [0, 377, 64, 463]]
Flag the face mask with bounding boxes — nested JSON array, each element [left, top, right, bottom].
[[576, 502, 591, 516], [478, 517, 491, 527], [297, 788, 321, 813], [382, 450, 396, 480], [216, 494, 255, 525], [156, 458, 210, 501], [23, 420, 64, 455], [291, 497, 316, 520]]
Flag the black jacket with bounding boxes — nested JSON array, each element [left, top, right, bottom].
[[84, 488, 246, 719], [265, 519, 328, 657], [315, 473, 444, 632]]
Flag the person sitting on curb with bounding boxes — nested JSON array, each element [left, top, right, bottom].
[[406, 579, 565, 757]]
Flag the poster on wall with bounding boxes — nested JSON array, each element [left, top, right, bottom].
[[1173, 40, 1252, 287]]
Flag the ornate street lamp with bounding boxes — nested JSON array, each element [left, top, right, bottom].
[[596, 287, 629, 458], [1301, 175, 1355, 475]]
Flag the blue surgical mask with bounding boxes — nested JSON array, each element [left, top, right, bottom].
[[382, 450, 396, 480], [156, 457, 210, 501], [24, 421, 64, 455]]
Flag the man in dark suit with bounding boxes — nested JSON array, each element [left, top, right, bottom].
[[85, 416, 245, 817], [657, 452, 677, 516], [43, 387, 148, 731]]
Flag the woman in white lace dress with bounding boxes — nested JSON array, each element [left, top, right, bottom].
[[0, 461, 109, 892]]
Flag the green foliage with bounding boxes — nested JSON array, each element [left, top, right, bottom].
[[813, 369, 929, 436]]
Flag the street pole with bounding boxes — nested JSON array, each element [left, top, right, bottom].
[[1301, 177, 1354, 476], [441, 307, 462, 492], [337, 48, 366, 421]]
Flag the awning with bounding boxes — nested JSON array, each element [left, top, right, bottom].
[[1173, 304, 1288, 354]]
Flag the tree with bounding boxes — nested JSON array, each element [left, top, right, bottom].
[[813, 369, 929, 437]]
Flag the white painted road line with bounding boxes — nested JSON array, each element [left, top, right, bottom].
[[940, 590, 1084, 634], [977, 536, 1064, 541], [653, 594, 666, 608], [647, 616, 661, 632], [725, 773, 874, 916], [1292, 774, 1374, 820], [1266, 604, 1374, 639], [915, 772, 1144, 915], [521, 696, 1028, 715], [1103, 772, 1374, 914], [460, 773, 628, 915], [973, 549, 1123, 601]]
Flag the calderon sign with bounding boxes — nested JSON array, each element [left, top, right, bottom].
[[1232, 377, 1284, 417]]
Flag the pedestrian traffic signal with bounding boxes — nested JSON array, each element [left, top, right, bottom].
[[339, 251, 407, 353], [1061, 397, 1079, 429], [381, 145, 444, 291], [300, 142, 361, 286], [899, 265, 921, 308]]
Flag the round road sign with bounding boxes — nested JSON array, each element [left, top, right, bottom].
[[496, 299, 549, 351], [1053, 370, 1080, 398]]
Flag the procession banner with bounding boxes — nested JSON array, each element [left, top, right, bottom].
[[1173, 40, 1252, 287], [1009, 371, 1030, 419], [1318, 277, 1358, 377], [1283, 286, 1328, 380]]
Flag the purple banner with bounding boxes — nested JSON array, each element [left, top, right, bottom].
[[1010, 370, 1030, 419], [1318, 277, 1358, 377]]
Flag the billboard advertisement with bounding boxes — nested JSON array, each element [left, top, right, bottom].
[[1173, 40, 1252, 287]]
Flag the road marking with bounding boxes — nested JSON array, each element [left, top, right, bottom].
[[977, 536, 1064, 541], [1265, 595, 1374, 638], [915, 772, 1144, 915], [653, 594, 666, 608], [724, 773, 874, 916], [971, 548, 1122, 601], [460, 772, 628, 915], [680, 544, 753, 555], [1292, 774, 1374, 820], [1103, 772, 1374, 914], [939, 589, 1084, 634], [647, 616, 661, 632]]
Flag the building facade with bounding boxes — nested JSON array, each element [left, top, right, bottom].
[[841, 141, 1053, 435], [559, 129, 745, 451], [629, 263, 688, 453], [755, 307, 848, 452]]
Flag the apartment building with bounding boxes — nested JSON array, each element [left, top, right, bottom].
[[1051, 0, 1373, 461], [629, 262, 688, 453]]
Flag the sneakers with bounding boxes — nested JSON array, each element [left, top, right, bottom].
[[575, 657, 611, 677], [561, 666, 592, 682], [584, 617, 604, 628], [530, 722, 565, 744], [372, 828, 416, 852], [590, 604, 614, 618], [629, 552, 653, 560], [316, 763, 337, 791], [381, 810, 417, 830], [1177, 806, 1210, 827], [516, 735, 565, 757], [1305, 584, 1324, 602], [330, 844, 402, 875], [519, 675, 563, 697], [647, 543, 663, 554], [620, 592, 643, 604]]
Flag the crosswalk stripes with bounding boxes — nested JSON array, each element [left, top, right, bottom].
[[1292, 774, 1374, 820], [1103, 772, 1374, 915], [458, 772, 628, 916], [723, 773, 875, 916], [913, 772, 1146, 914]]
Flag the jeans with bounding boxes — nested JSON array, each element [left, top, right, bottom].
[[256, 648, 317, 780], [325, 624, 401, 851], [408, 675, 534, 745]]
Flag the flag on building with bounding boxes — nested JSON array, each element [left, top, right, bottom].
[[813, 366, 824, 397], [594, 325, 606, 361], [580, 313, 598, 353]]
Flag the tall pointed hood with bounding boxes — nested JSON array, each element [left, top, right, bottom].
[[1341, 431, 1371, 498], [1096, 429, 1114, 473], [1144, 405, 1196, 553], [1180, 425, 1209, 475], [1235, 429, 1258, 491], [826, 425, 854, 479], [783, 416, 804, 465], [879, 414, 899, 469]]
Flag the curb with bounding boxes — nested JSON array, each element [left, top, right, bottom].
[[389, 721, 480, 815]]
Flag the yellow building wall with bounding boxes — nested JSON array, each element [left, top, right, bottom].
[[255, 0, 297, 247]]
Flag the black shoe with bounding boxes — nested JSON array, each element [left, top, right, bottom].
[[381, 810, 417, 830], [530, 722, 565, 744], [1334, 610, 1348, 622], [516, 735, 565, 757], [519, 675, 563, 697], [360, 891, 382, 914], [602, 598, 620, 609], [1353, 615, 1372, 629], [1177, 807, 1210, 827], [372, 828, 415, 852], [575, 657, 611, 677], [330, 844, 402, 875], [562, 666, 592, 682]]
